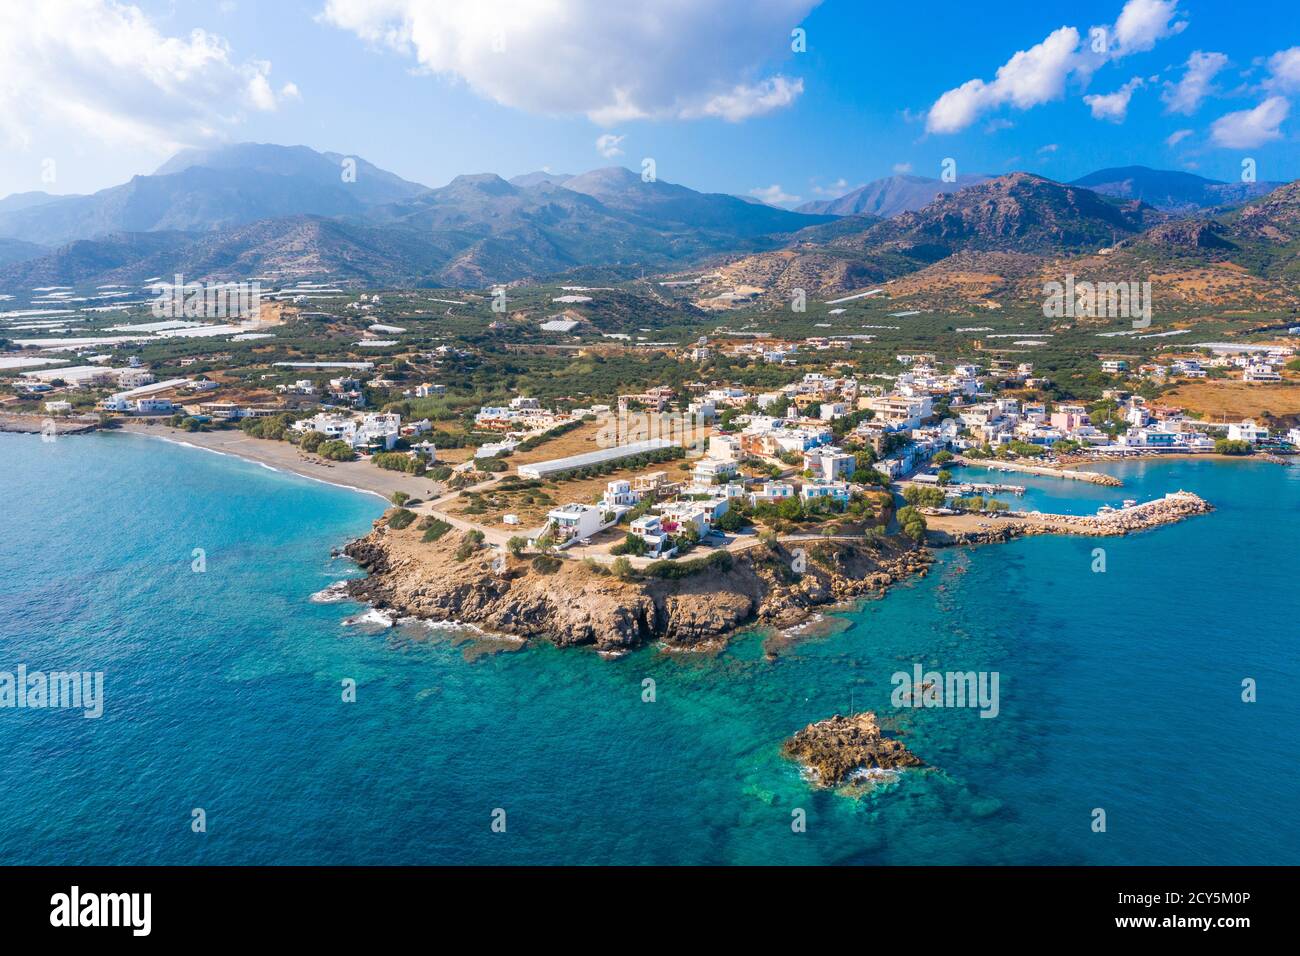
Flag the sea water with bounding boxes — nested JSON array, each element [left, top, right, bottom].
[[1, 431, 1295, 864]]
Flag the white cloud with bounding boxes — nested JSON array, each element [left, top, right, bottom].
[[0, 0, 294, 153], [1084, 77, 1143, 122], [1037, 143, 1059, 154], [685, 76, 804, 122], [749, 184, 800, 206], [1265, 47, 1300, 93], [927, 27, 1080, 134], [1165, 128, 1193, 146], [1210, 96, 1290, 148], [321, 0, 815, 124], [811, 177, 850, 196], [1162, 51, 1227, 115], [1111, 0, 1186, 54], [892, 162, 913, 174], [594, 133, 625, 159], [925, 0, 1185, 134]]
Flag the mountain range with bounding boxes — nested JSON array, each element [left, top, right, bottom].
[[0, 147, 1295, 298], [1068, 166, 1283, 213], [796, 173, 991, 217], [690, 170, 1300, 312], [0, 144, 829, 288]]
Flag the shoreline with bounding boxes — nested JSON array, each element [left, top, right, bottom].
[[112, 422, 440, 502], [343, 519, 932, 655]]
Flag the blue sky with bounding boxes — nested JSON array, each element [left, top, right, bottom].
[[2, 0, 1297, 201]]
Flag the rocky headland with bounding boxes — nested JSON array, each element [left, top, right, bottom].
[[343, 518, 931, 654]]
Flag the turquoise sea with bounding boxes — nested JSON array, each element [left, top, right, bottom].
[[1, 431, 1296, 865]]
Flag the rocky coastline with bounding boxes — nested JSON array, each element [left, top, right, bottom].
[[343, 519, 931, 654]]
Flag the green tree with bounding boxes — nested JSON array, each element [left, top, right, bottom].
[[299, 430, 327, 453]]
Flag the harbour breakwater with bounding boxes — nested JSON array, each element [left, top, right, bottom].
[[926, 491, 1213, 546], [954, 456, 1124, 487], [0, 413, 98, 435]]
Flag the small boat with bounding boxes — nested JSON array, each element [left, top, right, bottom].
[[1122, 499, 1137, 509], [1097, 505, 1116, 516]]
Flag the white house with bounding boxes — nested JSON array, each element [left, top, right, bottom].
[[134, 398, 176, 415], [800, 480, 851, 505], [1243, 364, 1281, 383], [693, 457, 739, 484], [1228, 420, 1269, 444], [601, 479, 640, 512], [629, 514, 675, 557], [707, 435, 742, 460], [749, 481, 795, 507], [803, 445, 856, 482], [544, 503, 608, 546]]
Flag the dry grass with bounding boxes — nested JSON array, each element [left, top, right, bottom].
[[1165, 378, 1300, 420], [451, 460, 694, 527], [508, 419, 713, 467], [508, 421, 608, 465]]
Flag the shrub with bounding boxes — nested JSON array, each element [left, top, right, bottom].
[[387, 508, 417, 530], [611, 533, 649, 557], [1214, 438, 1253, 456], [420, 518, 453, 542], [299, 430, 327, 453], [507, 535, 528, 556], [318, 440, 356, 461], [454, 529, 485, 561], [531, 554, 562, 574], [903, 485, 946, 508], [896, 505, 927, 543], [611, 556, 636, 580], [391, 491, 410, 506], [715, 508, 745, 532], [643, 550, 732, 579], [373, 452, 424, 475]]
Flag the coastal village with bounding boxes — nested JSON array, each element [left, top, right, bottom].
[[5, 299, 1292, 592], [2, 268, 1296, 652]]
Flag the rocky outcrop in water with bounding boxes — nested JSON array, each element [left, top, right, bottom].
[[782, 711, 924, 787]]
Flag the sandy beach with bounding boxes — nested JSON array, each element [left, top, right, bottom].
[[115, 421, 443, 502]]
